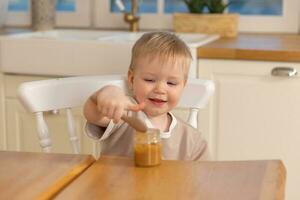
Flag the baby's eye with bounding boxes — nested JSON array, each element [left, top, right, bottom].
[[144, 79, 155, 82], [167, 81, 177, 86]]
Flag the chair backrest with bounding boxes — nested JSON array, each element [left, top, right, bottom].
[[17, 74, 214, 153]]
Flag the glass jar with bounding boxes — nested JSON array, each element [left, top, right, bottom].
[[134, 129, 161, 167]]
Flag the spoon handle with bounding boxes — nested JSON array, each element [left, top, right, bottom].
[[121, 115, 148, 133]]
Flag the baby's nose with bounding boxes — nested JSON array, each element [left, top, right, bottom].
[[154, 82, 166, 93]]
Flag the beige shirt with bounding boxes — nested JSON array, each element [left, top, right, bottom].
[[85, 111, 209, 161]]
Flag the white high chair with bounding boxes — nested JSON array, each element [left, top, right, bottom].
[[17, 75, 214, 154]]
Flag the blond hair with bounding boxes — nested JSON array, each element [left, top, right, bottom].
[[129, 31, 192, 79]]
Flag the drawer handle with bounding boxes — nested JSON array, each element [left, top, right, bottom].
[[271, 67, 297, 77]]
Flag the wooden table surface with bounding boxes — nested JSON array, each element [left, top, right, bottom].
[[198, 33, 300, 62], [0, 151, 95, 200], [55, 156, 286, 200]]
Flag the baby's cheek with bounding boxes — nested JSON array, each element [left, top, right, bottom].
[[169, 93, 181, 107], [135, 91, 147, 103], [170, 101, 178, 109]]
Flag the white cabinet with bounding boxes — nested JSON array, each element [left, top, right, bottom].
[[198, 59, 300, 200], [0, 73, 5, 150], [3, 75, 97, 155]]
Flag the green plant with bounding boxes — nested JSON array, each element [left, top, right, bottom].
[[206, 0, 232, 13], [183, 0, 206, 14], [183, 0, 233, 14]]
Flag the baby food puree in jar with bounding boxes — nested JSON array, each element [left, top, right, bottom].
[[134, 129, 161, 167]]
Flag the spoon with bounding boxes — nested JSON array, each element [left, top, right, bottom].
[[121, 115, 148, 133]]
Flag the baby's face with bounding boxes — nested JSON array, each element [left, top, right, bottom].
[[128, 57, 186, 118]]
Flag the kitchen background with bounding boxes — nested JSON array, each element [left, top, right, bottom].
[[0, 0, 300, 199], [2, 0, 300, 32]]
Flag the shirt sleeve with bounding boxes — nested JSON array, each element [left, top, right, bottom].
[[85, 120, 123, 141], [191, 136, 211, 161]]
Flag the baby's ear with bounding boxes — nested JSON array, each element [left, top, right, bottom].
[[127, 69, 134, 90]]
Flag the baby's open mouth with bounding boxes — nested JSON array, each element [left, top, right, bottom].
[[149, 98, 167, 103]]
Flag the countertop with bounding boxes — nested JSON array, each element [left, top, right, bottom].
[[2, 28, 300, 62], [0, 27, 31, 35], [197, 33, 300, 62]]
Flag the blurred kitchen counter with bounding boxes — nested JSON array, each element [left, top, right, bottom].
[[198, 33, 300, 62], [1, 28, 300, 62], [0, 27, 31, 35]]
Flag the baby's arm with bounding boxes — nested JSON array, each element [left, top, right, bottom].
[[83, 85, 144, 128]]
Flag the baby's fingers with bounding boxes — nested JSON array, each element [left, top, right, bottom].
[[126, 101, 145, 112], [112, 105, 124, 124], [106, 106, 115, 119], [97, 103, 112, 118]]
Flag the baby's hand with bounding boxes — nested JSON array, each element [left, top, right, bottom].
[[94, 85, 144, 123]]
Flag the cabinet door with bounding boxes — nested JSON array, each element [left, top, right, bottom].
[[4, 75, 97, 156], [198, 59, 300, 200], [0, 73, 4, 150]]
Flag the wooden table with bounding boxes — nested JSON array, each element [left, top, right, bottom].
[[0, 151, 95, 200], [55, 156, 286, 200]]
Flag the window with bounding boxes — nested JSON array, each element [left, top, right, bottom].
[[163, 0, 284, 15], [111, 0, 157, 13], [8, 0, 28, 12], [56, 0, 76, 12], [229, 0, 299, 32], [96, 0, 300, 33], [7, 0, 76, 12], [164, 0, 188, 13], [96, 1, 169, 29], [6, 0, 91, 27], [228, 0, 282, 15]]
